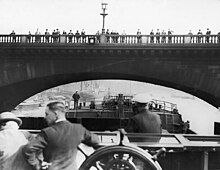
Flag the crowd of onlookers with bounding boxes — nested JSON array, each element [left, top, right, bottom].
[[8, 28, 220, 43]]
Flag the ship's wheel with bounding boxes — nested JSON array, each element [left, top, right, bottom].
[[79, 145, 162, 170]]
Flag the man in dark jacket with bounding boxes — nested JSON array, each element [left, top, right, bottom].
[[72, 90, 80, 109], [23, 101, 100, 170], [125, 94, 162, 142]]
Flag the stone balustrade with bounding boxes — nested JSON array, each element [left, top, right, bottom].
[[0, 34, 219, 44]]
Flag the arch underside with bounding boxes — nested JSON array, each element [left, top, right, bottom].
[[0, 71, 218, 112]]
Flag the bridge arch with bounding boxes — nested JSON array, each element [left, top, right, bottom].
[[0, 42, 220, 111], [0, 71, 217, 112]]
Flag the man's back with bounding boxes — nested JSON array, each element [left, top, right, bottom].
[[126, 110, 162, 134], [24, 121, 99, 170], [43, 121, 84, 163], [125, 110, 162, 143], [133, 111, 161, 133]]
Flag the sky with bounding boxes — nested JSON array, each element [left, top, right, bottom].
[[0, 0, 220, 34]]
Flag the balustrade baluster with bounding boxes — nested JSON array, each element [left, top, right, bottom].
[[172, 36, 175, 44]]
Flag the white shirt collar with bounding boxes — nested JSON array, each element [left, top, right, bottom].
[[55, 118, 66, 123]]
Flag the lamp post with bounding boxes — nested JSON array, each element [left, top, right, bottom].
[[100, 2, 108, 34]]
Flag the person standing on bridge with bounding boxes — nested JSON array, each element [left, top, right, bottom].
[[197, 29, 203, 43], [72, 90, 80, 109], [137, 29, 142, 43], [45, 29, 50, 43], [150, 29, 154, 43], [188, 30, 193, 43], [156, 29, 160, 43], [23, 101, 100, 170], [27, 31, 32, 43], [161, 30, 166, 43], [168, 29, 173, 44], [206, 28, 211, 43], [68, 30, 73, 43], [10, 30, 16, 43], [125, 94, 162, 141], [81, 29, 86, 43], [75, 30, 80, 43], [35, 29, 41, 43]]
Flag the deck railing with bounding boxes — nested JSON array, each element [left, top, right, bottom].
[[0, 34, 220, 45]]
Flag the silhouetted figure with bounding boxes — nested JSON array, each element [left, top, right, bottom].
[[72, 90, 80, 109], [206, 28, 211, 43], [52, 30, 56, 42], [68, 30, 73, 43], [10, 30, 16, 42], [161, 30, 166, 43], [75, 30, 80, 43], [35, 28, 41, 43], [106, 29, 110, 43], [137, 29, 141, 43], [81, 29, 85, 43], [156, 29, 160, 43], [96, 30, 100, 43], [150, 29, 154, 43], [27, 31, 31, 43], [197, 29, 203, 43], [188, 30, 193, 43], [168, 29, 173, 43], [45, 29, 50, 43], [54, 28, 60, 42]]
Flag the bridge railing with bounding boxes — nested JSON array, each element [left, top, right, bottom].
[[0, 34, 219, 44]]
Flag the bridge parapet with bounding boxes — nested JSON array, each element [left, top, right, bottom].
[[0, 34, 220, 45]]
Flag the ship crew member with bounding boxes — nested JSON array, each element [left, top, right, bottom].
[[23, 101, 100, 170], [72, 90, 80, 109], [125, 94, 162, 141]]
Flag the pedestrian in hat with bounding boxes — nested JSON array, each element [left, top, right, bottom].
[[125, 94, 162, 142], [0, 112, 34, 169]]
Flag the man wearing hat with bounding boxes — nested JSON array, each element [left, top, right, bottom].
[[0, 112, 33, 169], [23, 101, 99, 170], [125, 94, 162, 135]]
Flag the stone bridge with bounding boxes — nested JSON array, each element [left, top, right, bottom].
[[0, 34, 220, 111]]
